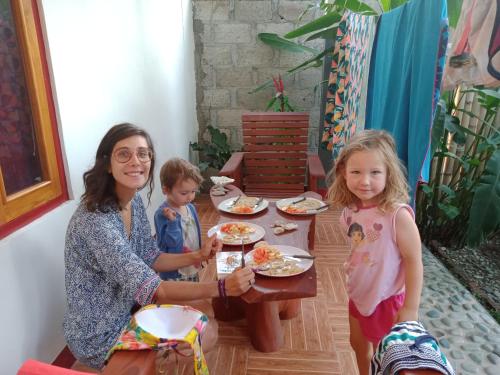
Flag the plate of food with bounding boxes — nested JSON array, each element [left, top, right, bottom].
[[218, 196, 269, 215], [276, 196, 329, 215], [207, 221, 266, 245], [244, 242, 314, 277]]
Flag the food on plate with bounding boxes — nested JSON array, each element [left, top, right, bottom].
[[231, 205, 254, 214], [220, 222, 255, 235], [251, 242, 282, 264], [229, 197, 260, 213], [222, 234, 251, 244], [248, 242, 304, 276], [281, 198, 323, 214]]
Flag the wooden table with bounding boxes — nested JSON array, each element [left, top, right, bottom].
[[210, 185, 319, 352]]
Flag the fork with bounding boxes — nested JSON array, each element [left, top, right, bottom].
[[291, 196, 306, 205], [228, 195, 242, 208], [253, 197, 264, 208], [240, 237, 245, 268]]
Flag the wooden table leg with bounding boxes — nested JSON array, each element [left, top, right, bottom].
[[278, 298, 301, 320], [245, 301, 283, 352], [212, 297, 245, 321]]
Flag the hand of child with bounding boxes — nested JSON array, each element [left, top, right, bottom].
[[224, 267, 255, 296], [163, 207, 177, 221], [395, 306, 418, 323], [200, 233, 222, 261]]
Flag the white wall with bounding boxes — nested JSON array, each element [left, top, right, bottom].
[[0, 0, 198, 372]]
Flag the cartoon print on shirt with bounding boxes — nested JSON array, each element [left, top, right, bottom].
[[347, 222, 366, 250], [347, 222, 375, 268]]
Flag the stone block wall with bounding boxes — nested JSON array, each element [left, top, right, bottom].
[[192, 0, 324, 151]]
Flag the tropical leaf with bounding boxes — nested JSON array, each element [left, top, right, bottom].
[[467, 149, 500, 245], [341, 0, 378, 15], [437, 202, 460, 219], [284, 12, 342, 39], [447, 0, 463, 28], [258, 33, 318, 54], [305, 26, 338, 41], [297, 4, 316, 22], [380, 0, 391, 11]]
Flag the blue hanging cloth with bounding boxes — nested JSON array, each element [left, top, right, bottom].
[[365, 0, 448, 205]]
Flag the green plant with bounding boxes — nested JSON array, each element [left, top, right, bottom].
[[266, 75, 295, 112], [416, 87, 500, 248], [190, 126, 233, 172], [251, 0, 462, 94]]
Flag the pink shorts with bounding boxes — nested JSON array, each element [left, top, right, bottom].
[[349, 293, 405, 344]]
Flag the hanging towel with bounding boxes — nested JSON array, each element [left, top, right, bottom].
[[322, 11, 376, 158], [443, 0, 500, 89], [365, 0, 448, 204]]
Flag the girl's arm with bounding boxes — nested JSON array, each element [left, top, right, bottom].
[[152, 233, 221, 272], [395, 207, 423, 322]]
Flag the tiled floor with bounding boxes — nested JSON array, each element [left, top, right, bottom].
[[195, 194, 358, 375]]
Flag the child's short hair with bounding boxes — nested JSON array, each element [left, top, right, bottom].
[[327, 130, 409, 212], [159, 158, 203, 190]]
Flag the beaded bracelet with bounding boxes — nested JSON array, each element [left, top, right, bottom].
[[217, 279, 229, 307]]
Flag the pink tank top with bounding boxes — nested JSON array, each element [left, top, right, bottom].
[[340, 204, 414, 316]]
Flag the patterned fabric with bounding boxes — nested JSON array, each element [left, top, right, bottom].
[[321, 11, 376, 157], [107, 304, 209, 375], [64, 194, 162, 369], [340, 204, 414, 316], [443, 0, 500, 89], [0, 5, 42, 194], [370, 321, 455, 375], [365, 0, 448, 204], [154, 202, 202, 280]]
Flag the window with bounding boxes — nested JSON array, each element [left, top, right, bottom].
[[0, 0, 67, 238]]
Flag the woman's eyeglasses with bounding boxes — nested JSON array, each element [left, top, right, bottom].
[[113, 147, 153, 163]]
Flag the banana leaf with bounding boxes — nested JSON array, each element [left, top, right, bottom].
[[305, 26, 338, 41], [467, 149, 500, 245], [341, 0, 378, 15], [258, 33, 318, 54], [284, 12, 342, 39]]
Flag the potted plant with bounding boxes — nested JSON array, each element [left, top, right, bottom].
[[190, 125, 236, 192]]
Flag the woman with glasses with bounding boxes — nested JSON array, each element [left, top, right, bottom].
[[63, 123, 255, 371]]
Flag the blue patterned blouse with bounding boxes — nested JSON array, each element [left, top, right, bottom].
[[63, 194, 162, 369]]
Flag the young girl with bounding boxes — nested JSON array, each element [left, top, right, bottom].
[[154, 158, 204, 281], [327, 130, 423, 375]]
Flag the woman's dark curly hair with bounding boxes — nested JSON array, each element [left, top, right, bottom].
[[82, 123, 155, 212]]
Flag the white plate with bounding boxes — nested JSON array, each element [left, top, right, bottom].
[[134, 305, 204, 340], [245, 245, 314, 277], [208, 221, 266, 245], [276, 197, 328, 215], [210, 176, 235, 186], [218, 196, 269, 215]]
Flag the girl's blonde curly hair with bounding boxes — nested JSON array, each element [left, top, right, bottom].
[[327, 130, 409, 212]]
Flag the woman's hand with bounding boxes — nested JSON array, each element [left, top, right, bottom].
[[199, 233, 222, 261], [224, 267, 255, 296]]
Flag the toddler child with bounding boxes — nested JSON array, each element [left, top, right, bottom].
[[154, 158, 203, 281], [327, 130, 423, 375]]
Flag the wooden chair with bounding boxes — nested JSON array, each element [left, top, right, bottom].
[[219, 112, 326, 198]]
